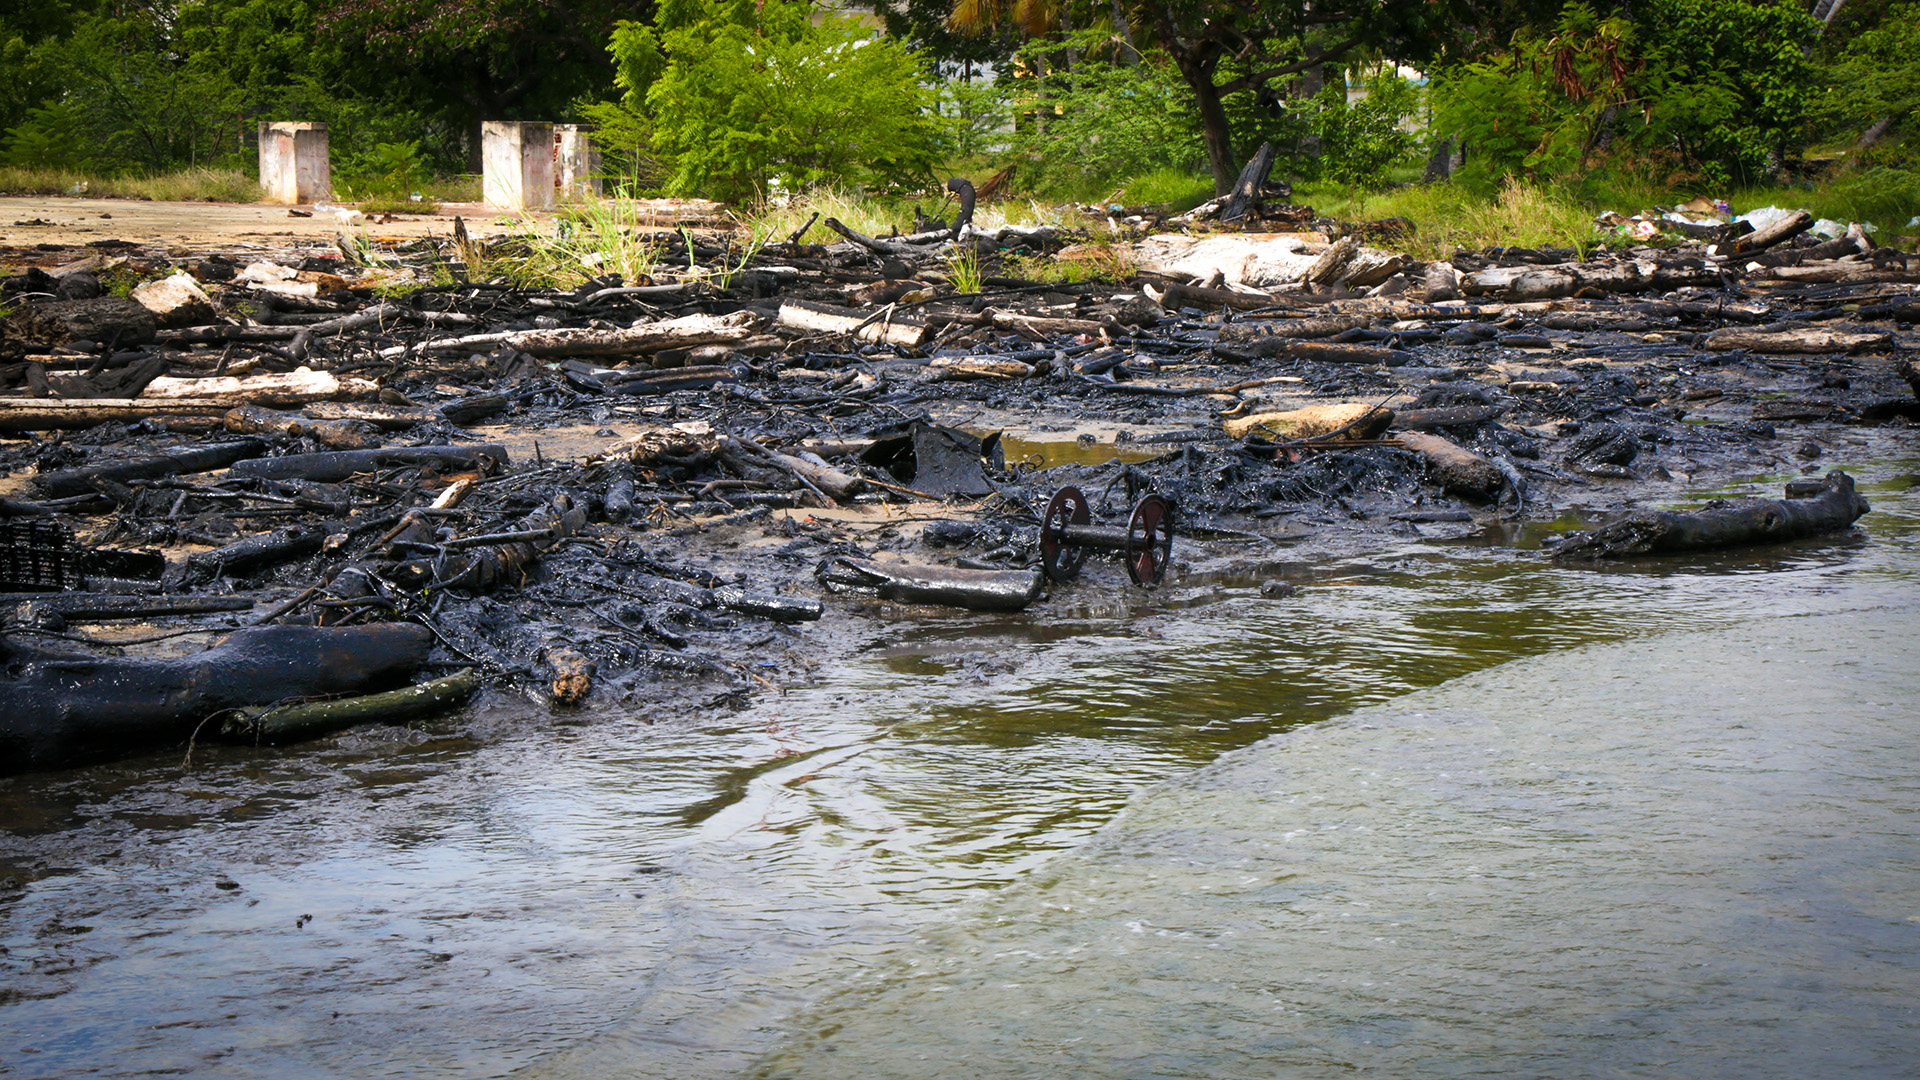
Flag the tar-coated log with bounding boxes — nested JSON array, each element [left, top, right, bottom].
[[816, 557, 1044, 611], [1391, 405, 1503, 430], [228, 444, 510, 483], [1214, 337, 1415, 365], [1551, 470, 1870, 560], [0, 622, 434, 774], [218, 668, 480, 744], [8, 593, 256, 626], [536, 644, 595, 706], [1397, 431, 1505, 502], [184, 525, 328, 582], [225, 404, 383, 450], [711, 585, 823, 623], [31, 439, 268, 498]]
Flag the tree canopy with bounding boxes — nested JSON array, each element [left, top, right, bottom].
[[0, 0, 1913, 202]]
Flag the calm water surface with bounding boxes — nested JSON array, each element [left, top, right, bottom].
[[2, 453, 1916, 1079]]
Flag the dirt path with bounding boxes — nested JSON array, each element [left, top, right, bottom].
[[0, 196, 536, 266]]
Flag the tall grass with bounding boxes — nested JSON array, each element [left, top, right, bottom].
[[736, 185, 1070, 245], [0, 165, 263, 202], [483, 196, 668, 288], [1296, 177, 1601, 259]]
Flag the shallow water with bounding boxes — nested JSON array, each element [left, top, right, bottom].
[[2, 456, 1916, 1079]]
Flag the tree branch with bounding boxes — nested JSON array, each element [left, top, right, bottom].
[[1216, 36, 1362, 97]]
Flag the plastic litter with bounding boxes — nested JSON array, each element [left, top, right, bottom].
[[1736, 205, 1796, 231]]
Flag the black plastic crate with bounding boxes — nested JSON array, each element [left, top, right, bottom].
[[1, 519, 85, 592]]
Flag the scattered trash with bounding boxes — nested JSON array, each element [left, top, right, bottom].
[[1, 185, 1912, 773]]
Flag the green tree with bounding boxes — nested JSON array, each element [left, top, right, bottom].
[[999, 30, 1203, 194], [317, 0, 651, 169], [1808, 0, 1920, 147], [610, 0, 946, 201], [1311, 69, 1421, 188], [949, 0, 1524, 194], [1430, 0, 1817, 187], [2, 11, 248, 172]]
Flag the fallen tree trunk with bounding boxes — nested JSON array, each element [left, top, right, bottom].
[[8, 593, 256, 625], [777, 299, 928, 346], [227, 444, 510, 483], [388, 310, 761, 358], [184, 524, 329, 583], [218, 667, 479, 744], [31, 439, 268, 498], [139, 368, 378, 407], [301, 400, 438, 430], [225, 404, 383, 450], [1214, 337, 1415, 365], [1391, 405, 1504, 430], [1710, 208, 1815, 256], [1148, 281, 1286, 312], [1551, 470, 1870, 560], [1397, 431, 1505, 502], [0, 398, 257, 432], [1224, 402, 1393, 441], [815, 557, 1044, 611], [1460, 258, 1723, 300], [1698, 327, 1893, 354], [0, 622, 435, 774], [1758, 259, 1920, 285]]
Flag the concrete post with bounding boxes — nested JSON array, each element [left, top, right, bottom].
[[555, 125, 602, 200], [258, 122, 331, 205], [482, 121, 555, 211]]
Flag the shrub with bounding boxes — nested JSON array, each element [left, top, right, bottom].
[[610, 0, 946, 202]]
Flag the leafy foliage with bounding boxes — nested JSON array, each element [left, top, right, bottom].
[[1308, 70, 1422, 188], [612, 0, 946, 201], [1431, 0, 1816, 188], [1000, 33, 1205, 196], [2, 12, 247, 172], [1807, 0, 1920, 145]]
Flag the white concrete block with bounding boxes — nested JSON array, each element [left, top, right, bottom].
[[482, 121, 555, 211], [556, 125, 602, 199], [258, 122, 331, 205]]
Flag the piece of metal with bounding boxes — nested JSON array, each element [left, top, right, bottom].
[[1124, 493, 1175, 587], [1037, 485, 1175, 587], [1040, 485, 1090, 583]]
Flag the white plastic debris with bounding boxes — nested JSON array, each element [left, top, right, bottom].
[[1736, 205, 1796, 231], [1811, 218, 1849, 239]]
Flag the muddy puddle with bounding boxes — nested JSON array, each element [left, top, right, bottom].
[[2, 457, 1917, 1078]]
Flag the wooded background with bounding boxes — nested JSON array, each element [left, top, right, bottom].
[[1, 0, 1913, 205]]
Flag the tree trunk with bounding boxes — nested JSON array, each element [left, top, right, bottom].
[[31, 439, 267, 498], [1171, 48, 1237, 196], [0, 622, 435, 774], [1552, 470, 1870, 560], [1109, 0, 1140, 65], [219, 668, 480, 744], [815, 557, 1044, 612]]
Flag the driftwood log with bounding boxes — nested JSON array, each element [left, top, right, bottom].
[[218, 668, 480, 744], [1397, 431, 1505, 502], [816, 557, 1044, 611], [1552, 470, 1870, 560], [0, 622, 435, 773], [32, 439, 268, 498]]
